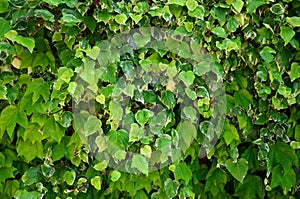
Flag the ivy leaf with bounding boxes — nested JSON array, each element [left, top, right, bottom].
[[259, 46, 276, 63], [164, 178, 180, 198], [161, 90, 176, 110], [174, 162, 192, 185], [0, 105, 28, 139], [167, 0, 186, 6], [135, 109, 153, 126], [280, 26, 295, 45], [290, 62, 300, 82], [232, 0, 244, 13], [177, 121, 197, 152], [0, 18, 10, 38], [91, 176, 102, 190], [41, 164, 55, 178], [58, 67, 74, 83], [286, 16, 300, 27], [0, 167, 16, 183], [132, 154, 148, 175], [16, 140, 43, 163], [0, 0, 8, 13], [246, 0, 264, 13], [222, 120, 240, 145], [43, 117, 64, 143], [15, 36, 35, 53], [179, 70, 195, 86], [115, 14, 127, 25], [268, 142, 298, 168], [22, 78, 50, 105], [107, 129, 129, 149], [14, 190, 43, 199], [22, 167, 41, 186], [111, 170, 121, 182], [211, 27, 227, 38], [185, 0, 198, 11], [225, 158, 248, 183], [64, 170, 76, 185], [234, 89, 253, 109]]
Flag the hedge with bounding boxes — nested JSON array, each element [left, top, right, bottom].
[[0, 0, 299, 198]]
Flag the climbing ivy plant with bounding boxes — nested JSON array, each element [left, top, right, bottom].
[[0, 0, 299, 198]]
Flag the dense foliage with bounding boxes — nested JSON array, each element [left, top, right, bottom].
[[0, 0, 299, 198]]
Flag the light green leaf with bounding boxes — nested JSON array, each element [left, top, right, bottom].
[[167, 0, 186, 6], [111, 170, 121, 182], [179, 70, 195, 86], [259, 46, 276, 63], [211, 27, 227, 38], [286, 16, 300, 27], [15, 36, 35, 53], [222, 120, 240, 145], [64, 170, 76, 185], [185, 0, 198, 11], [34, 9, 55, 21], [174, 162, 192, 185], [16, 140, 43, 162], [86, 46, 100, 60], [58, 67, 74, 83], [0, 167, 16, 183], [135, 109, 153, 126], [129, 123, 144, 142], [115, 14, 127, 25], [15, 190, 43, 199], [225, 158, 248, 183], [84, 115, 101, 136], [140, 145, 152, 158], [0, 0, 8, 13], [280, 26, 295, 45], [232, 0, 244, 13], [91, 176, 102, 190], [132, 154, 148, 175], [234, 89, 253, 109], [290, 62, 300, 82], [188, 5, 205, 19], [178, 121, 197, 152]]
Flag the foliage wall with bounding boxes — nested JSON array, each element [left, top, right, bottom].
[[0, 0, 300, 198]]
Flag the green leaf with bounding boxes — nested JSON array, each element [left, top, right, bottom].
[[115, 14, 127, 25], [135, 109, 153, 126], [21, 78, 50, 105], [41, 164, 55, 178], [0, 18, 10, 38], [280, 26, 295, 45], [225, 158, 248, 183], [286, 16, 300, 27], [43, 117, 64, 143], [185, 0, 198, 11], [234, 89, 253, 109], [132, 154, 149, 175], [91, 176, 102, 190], [0, 167, 16, 183], [259, 46, 276, 63], [222, 120, 240, 145], [246, 0, 264, 13], [15, 190, 43, 199], [164, 178, 180, 198], [0, 0, 8, 13], [64, 170, 76, 185], [174, 162, 192, 185], [211, 27, 227, 38], [270, 3, 284, 15], [16, 140, 43, 162], [161, 90, 176, 110], [188, 6, 205, 19], [58, 67, 74, 83], [0, 105, 28, 138], [129, 123, 144, 142], [232, 0, 244, 13], [34, 9, 55, 22], [290, 62, 300, 82], [179, 70, 195, 86], [268, 142, 298, 168], [178, 121, 197, 152], [111, 170, 121, 182], [83, 115, 101, 136], [167, 0, 186, 6], [15, 36, 35, 53], [22, 167, 41, 186], [107, 129, 129, 149]]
